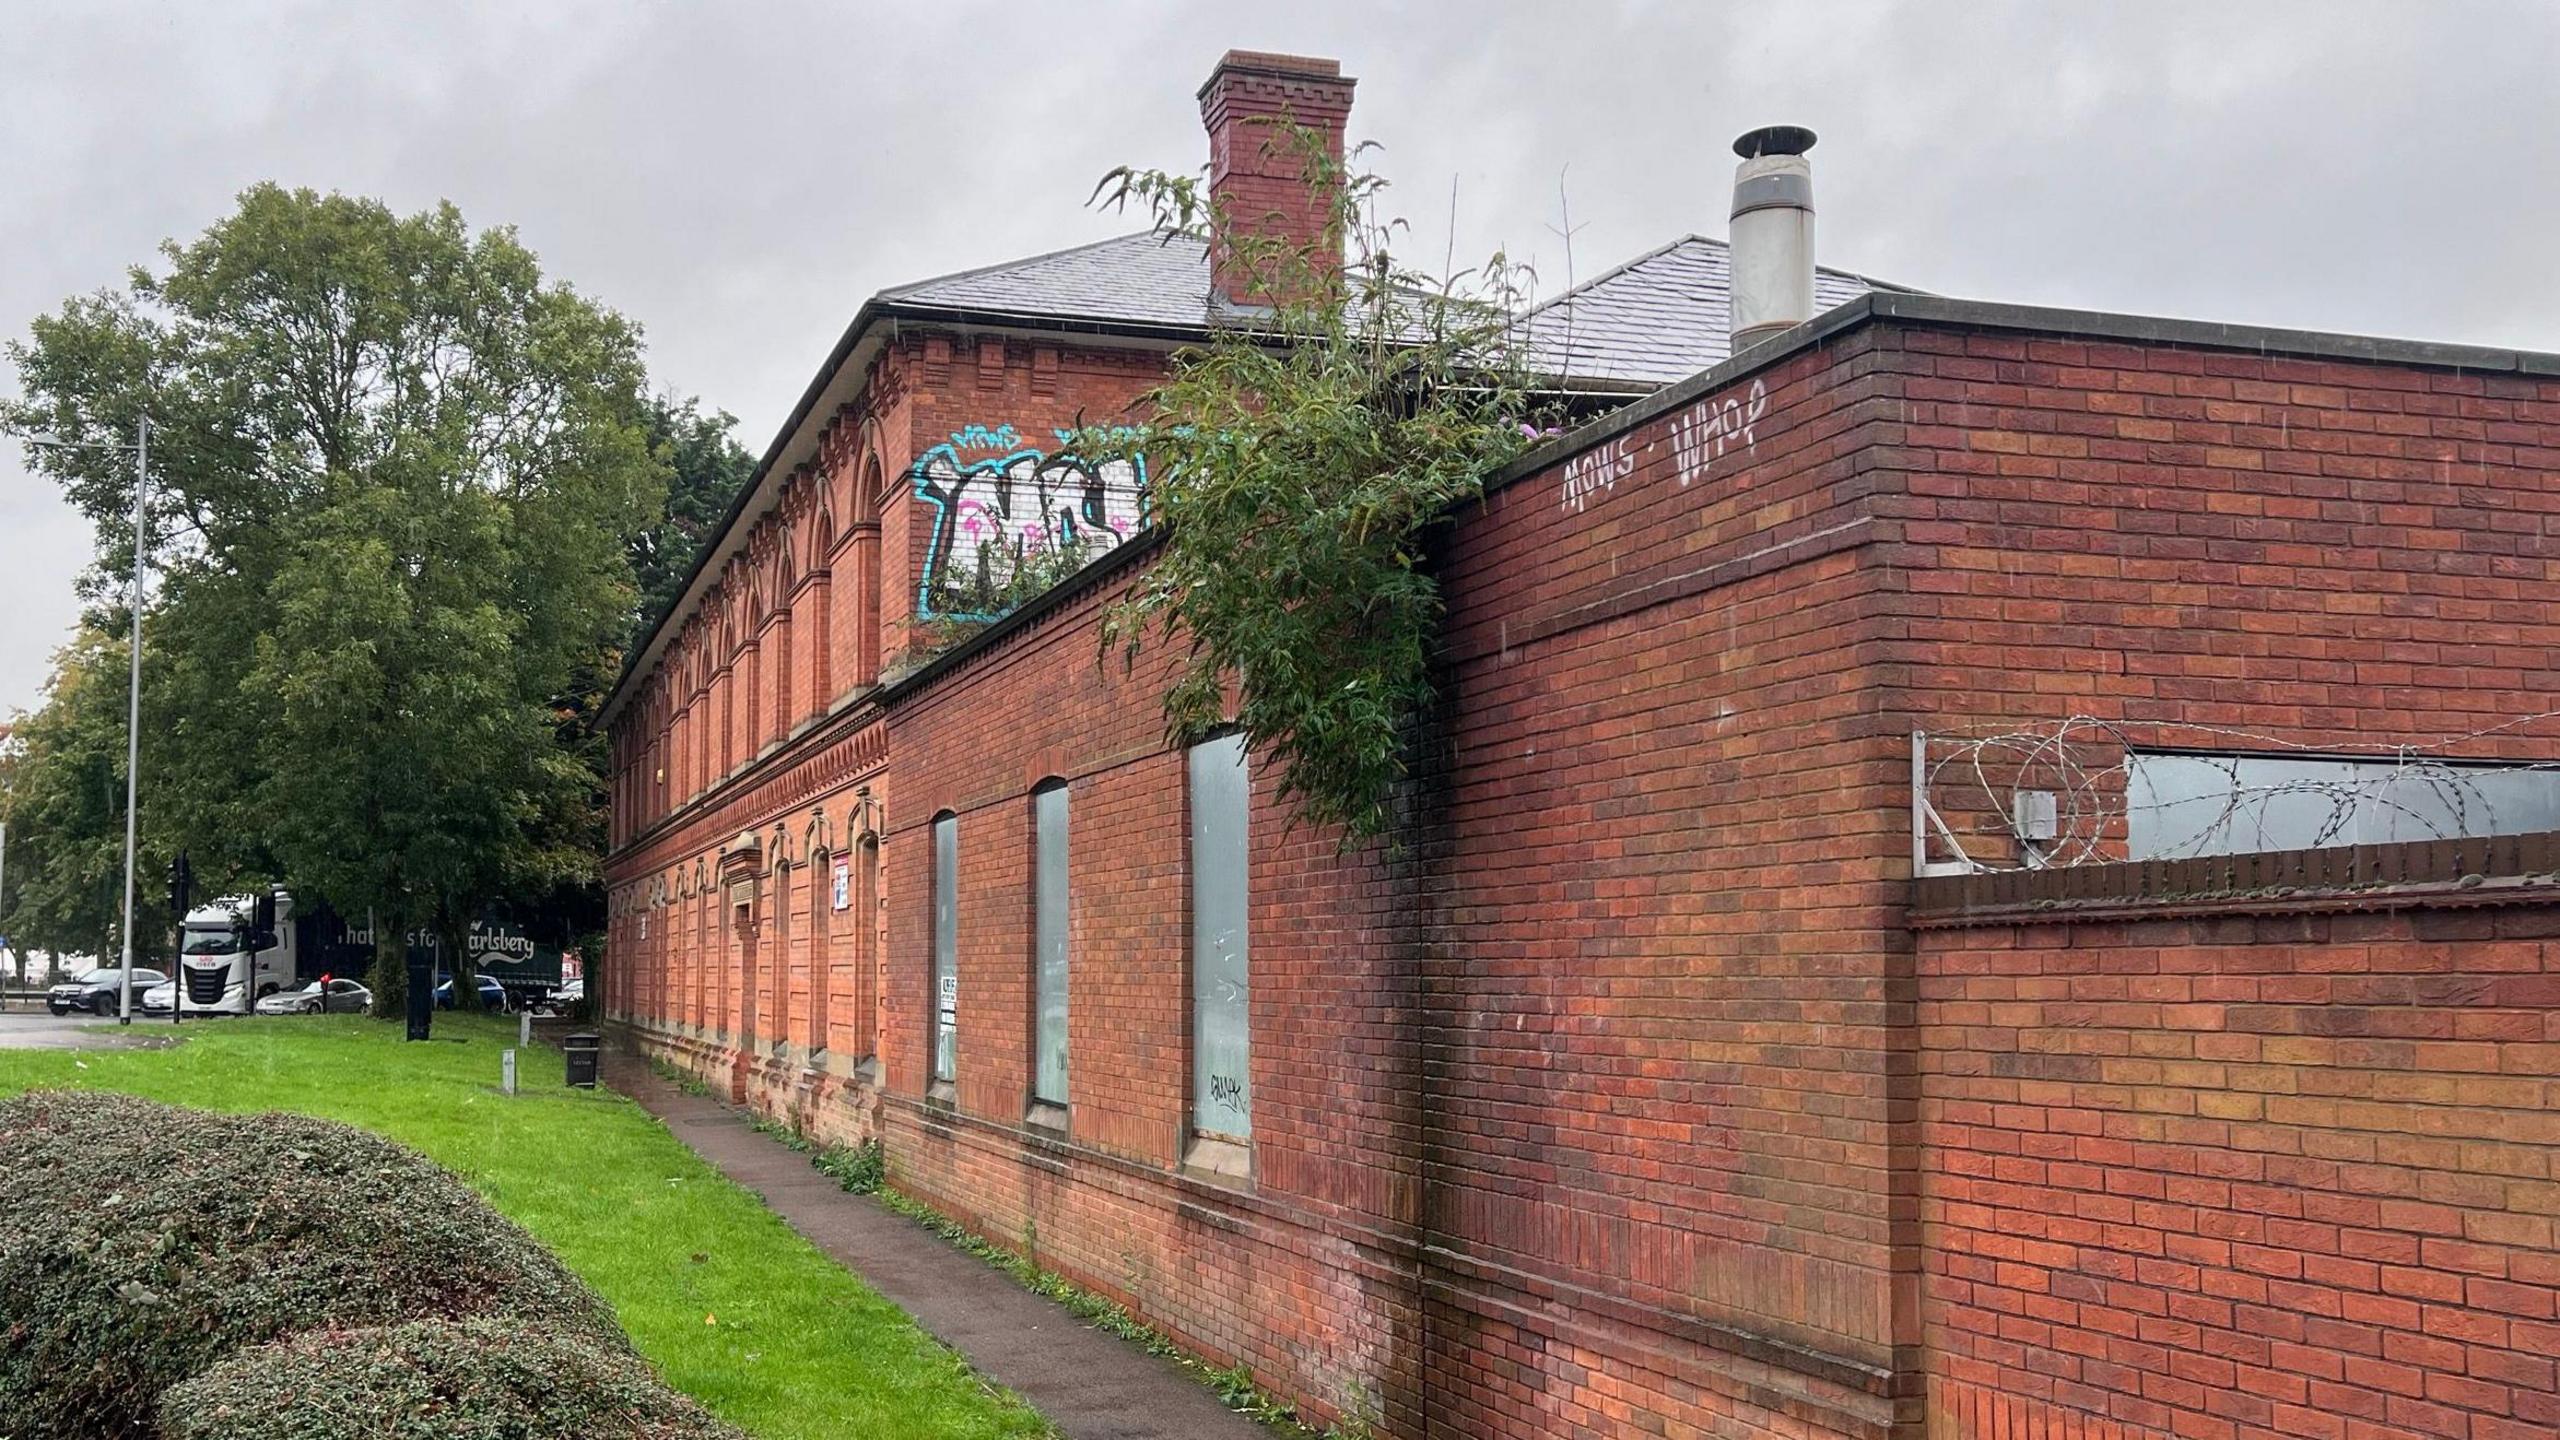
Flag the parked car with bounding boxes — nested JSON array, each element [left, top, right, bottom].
[[432, 972, 510, 1011], [255, 977, 372, 1015], [46, 967, 167, 1017]]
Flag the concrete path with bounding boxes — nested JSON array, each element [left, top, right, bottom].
[[604, 1054, 1274, 1440]]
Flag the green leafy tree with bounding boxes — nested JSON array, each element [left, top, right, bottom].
[[1082, 128, 1552, 840], [6, 185, 664, 1017], [629, 396, 756, 645], [0, 628, 168, 972]]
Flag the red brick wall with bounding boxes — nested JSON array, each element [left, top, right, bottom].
[[1884, 328, 2560, 850], [1919, 907, 2560, 1440], [604, 307, 2560, 1440], [1880, 328, 2560, 1440], [861, 326, 1916, 1438]]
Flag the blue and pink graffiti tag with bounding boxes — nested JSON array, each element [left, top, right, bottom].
[[911, 425, 1150, 621]]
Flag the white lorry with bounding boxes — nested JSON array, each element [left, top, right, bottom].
[[141, 890, 299, 1016]]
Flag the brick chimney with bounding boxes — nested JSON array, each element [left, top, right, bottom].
[[1197, 50, 1356, 308]]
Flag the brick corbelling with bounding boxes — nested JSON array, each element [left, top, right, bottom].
[[608, 707, 886, 881]]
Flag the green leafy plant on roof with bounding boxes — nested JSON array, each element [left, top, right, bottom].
[[1077, 122, 1557, 842]]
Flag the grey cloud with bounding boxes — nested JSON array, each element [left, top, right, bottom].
[[5, 0, 2553, 712]]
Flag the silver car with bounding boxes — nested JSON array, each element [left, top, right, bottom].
[[254, 977, 372, 1016]]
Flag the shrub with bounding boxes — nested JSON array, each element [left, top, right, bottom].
[[158, 1319, 744, 1440], [0, 1090, 624, 1438]]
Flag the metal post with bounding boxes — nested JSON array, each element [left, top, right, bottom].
[[116, 417, 147, 1028]]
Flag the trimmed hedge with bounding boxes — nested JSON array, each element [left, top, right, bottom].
[[0, 1090, 624, 1438], [158, 1319, 746, 1440]]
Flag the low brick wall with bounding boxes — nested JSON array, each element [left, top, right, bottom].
[[1918, 900, 2560, 1440]]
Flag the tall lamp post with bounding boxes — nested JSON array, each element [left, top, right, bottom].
[[24, 416, 150, 1025]]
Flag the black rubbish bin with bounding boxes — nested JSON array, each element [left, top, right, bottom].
[[404, 955, 435, 1042], [563, 1032, 601, 1089]]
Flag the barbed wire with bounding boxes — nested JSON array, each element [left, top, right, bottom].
[[1918, 712, 2560, 872]]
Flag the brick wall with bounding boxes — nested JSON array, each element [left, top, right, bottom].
[[1880, 324, 2560, 1440], [857, 324, 1917, 1437], [603, 302, 2560, 1440], [1919, 906, 2560, 1440]]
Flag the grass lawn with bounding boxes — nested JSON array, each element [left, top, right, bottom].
[[0, 1014, 1051, 1440]]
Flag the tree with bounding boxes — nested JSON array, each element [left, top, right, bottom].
[[5, 185, 665, 1019], [628, 396, 756, 646], [1082, 129, 1553, 840], [0, 628, 168, 971]]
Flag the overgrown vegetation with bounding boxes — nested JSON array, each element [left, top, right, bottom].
[[902, 530, 1102, 672], [1078, 124, 1556, 840]]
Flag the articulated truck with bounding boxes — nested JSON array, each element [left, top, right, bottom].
[[142, 891, 298, 1015]]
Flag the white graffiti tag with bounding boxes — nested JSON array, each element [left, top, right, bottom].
[[1558, 436, 1636, 515], [1670, 377, 1768, 488]]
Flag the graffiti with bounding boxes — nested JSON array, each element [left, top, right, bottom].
[[1669, 377, 1767, 488], [912, 426, 1150, 620], [1208, 1072, 1247, 1113], [948, 423, 1019, 450], [1558, 436, 1635, 514]]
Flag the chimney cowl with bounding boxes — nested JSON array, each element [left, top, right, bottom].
[[1727, 124, 1818, 354], [1732, 124, 1817, 159]]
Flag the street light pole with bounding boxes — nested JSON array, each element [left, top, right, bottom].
[[22, 416, 152, 1025], [117, 417, 147, 1026]]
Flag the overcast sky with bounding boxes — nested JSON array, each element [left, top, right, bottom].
[[3, 0, 2554, 716]]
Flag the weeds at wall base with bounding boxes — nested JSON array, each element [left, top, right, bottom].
[[648, 1055, 713, 1098], [758, 1116, 1371, 1440]]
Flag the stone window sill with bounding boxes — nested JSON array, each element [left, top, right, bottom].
[[1181, 1132, 1252, 1189]]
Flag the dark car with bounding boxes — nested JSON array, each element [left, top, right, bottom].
[[46, 967, 168, 1017], [432, 972, 510, 1011], [255, 977, 372, 1016]]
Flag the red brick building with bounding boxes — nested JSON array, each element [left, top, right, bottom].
[[601, 51, 2560, 1440]]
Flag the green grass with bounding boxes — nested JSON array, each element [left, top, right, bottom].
[[0, 1015, 1051, 1440]]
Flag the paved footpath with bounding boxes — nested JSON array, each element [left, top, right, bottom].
[[605, 1054, 1275, 1440]]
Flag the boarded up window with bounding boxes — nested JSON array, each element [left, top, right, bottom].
[[1033, 780, 1070, 1106], [1188, 734, 1251, 1140], [932, 811, 957, 1084]]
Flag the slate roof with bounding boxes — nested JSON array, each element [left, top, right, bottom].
[[879, 232, 1226, 331], [1509, 235, 1899, 389], [879, 230, 1906, 391]]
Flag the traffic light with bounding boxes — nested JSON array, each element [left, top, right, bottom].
[[168, 851, 192, 922]]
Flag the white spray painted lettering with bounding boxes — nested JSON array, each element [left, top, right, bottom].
[[1558, 436, 1636, 514], [1671, 377, 1768, 488], [1557, 377, 1772, 517]]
